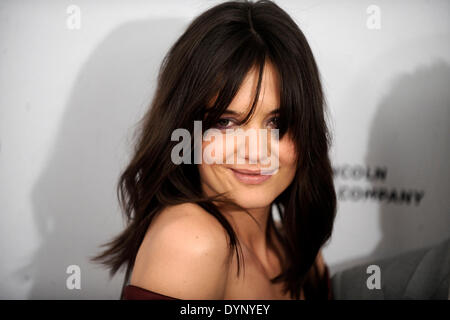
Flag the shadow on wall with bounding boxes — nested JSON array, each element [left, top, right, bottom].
[[21, 18, 187, 299], [332, 60, 450, 273]]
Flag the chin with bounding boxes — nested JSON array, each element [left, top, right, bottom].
[[227, 189, 277, 210]]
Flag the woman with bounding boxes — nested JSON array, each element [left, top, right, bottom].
[[92, 0, 336, 300]]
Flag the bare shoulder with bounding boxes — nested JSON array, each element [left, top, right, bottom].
[[148, 203, 230, 250], [130, 202, 231, 299]]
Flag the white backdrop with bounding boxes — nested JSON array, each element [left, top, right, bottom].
[[0, 0, 449, 299]]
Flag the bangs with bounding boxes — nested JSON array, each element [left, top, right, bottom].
[[180, 0, 325, 150], [201, 39, 295, 139]]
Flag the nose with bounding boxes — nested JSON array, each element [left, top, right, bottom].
[[234, 127, 278, 168]]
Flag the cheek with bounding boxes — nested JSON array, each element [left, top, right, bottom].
[[198, 140, 225, 187], [201, 133, 231, 164], [278, 137, 297, 168]]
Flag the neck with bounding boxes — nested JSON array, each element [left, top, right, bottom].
[[200, 183, 274, 257], [221, 204, 272, 256]]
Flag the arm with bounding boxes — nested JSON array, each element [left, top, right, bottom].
[[130, 203, 231, 299]]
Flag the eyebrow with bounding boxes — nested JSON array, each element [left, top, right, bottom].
[[221, 108, 280, 116]]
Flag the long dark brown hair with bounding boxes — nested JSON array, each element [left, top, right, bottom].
[[91, 0, 336, 300]]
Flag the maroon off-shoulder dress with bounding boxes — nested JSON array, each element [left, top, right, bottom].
[[121, 284, 180, 300]]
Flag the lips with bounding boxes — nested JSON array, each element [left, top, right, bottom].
[[229, 168, 274, 184], [231, 168, 276, 175]]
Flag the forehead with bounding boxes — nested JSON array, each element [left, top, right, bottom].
[[229, 61, 280, 114], [208, 61, 280, 115]]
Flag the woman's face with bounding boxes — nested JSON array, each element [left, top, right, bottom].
[[198, 62, 298, 210]]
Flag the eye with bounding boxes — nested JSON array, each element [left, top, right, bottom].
[[267, 116, 280, 129], [214, 118, 236, 129]]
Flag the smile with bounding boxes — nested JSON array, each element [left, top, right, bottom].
[[229, 168, 274, 185]]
